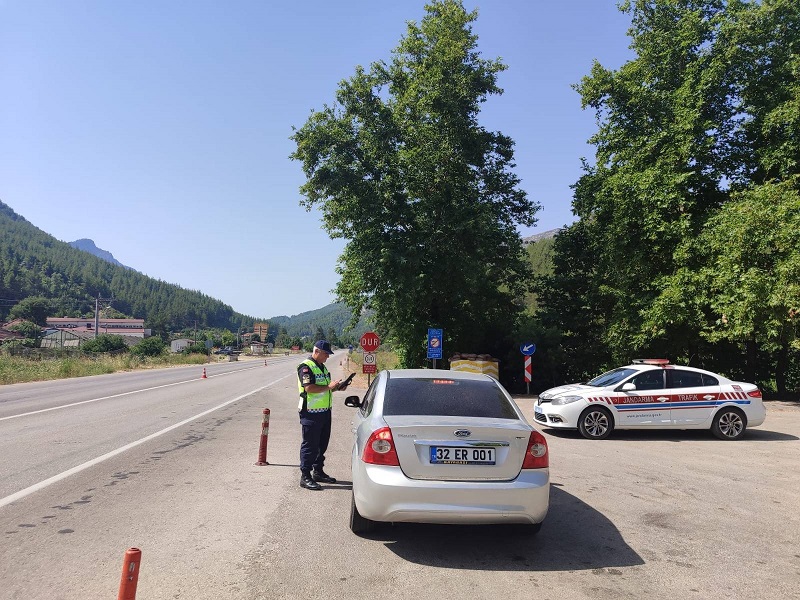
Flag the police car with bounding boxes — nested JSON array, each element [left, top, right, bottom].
[[534, 359, 766, 440]]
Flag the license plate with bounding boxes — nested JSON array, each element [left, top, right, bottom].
[[430, 446, 496, 465]]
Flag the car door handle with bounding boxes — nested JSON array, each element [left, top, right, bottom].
[[657, 396, 669, 402], [703, 394, 715, 400]]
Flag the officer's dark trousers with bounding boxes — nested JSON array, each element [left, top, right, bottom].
[[299, 409, 331, 474]]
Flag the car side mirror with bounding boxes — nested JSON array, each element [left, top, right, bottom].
[[619, 382, 636, 392], [344, 395, 362, 408]]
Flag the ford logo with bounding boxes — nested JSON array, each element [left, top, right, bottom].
[[454, 429, 472, 438]]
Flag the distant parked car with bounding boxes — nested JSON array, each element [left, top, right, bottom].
[[343, 369, 550, 535], [535, 359, 766, 440]]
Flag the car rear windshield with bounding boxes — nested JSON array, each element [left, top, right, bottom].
[[382, 378, 519, 419]]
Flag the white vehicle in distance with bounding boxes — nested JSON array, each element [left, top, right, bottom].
[[343, 369, 549, 535], [535, 359, 766, 440]]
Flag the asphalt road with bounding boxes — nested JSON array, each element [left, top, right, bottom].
[[1, 355, 798, 599]]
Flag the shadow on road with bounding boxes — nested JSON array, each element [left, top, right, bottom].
[[373, 486, 643, 572]]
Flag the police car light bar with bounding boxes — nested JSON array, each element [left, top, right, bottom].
[[632, 358, 671, 365]]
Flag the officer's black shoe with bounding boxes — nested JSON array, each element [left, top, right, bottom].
[[300, 473, 322, 490], [311, 469, 337, 484]]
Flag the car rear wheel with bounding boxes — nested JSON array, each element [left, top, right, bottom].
[[349, 492, 377, 535], [578, 406, 613, 440], [711, 407, 747, 440]]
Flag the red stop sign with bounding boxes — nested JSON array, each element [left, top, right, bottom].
[[360, 332, 381, 352]]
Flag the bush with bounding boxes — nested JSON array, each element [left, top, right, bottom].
[[184, 342, 209, 355], [82, 334, 128, 353], [131, 336, 167, 357], [8, 320, 42, 340]]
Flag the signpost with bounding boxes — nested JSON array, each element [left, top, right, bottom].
[[520, 342, 536, 395], [427, 328, 443, 369], [363, 352, 377, 374], [360, 332, 380, 385]]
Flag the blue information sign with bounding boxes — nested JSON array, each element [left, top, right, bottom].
[[427, 328, 443, 359], [520, 342, 536, 356]]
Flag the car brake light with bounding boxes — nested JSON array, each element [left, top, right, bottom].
[[522, 430, 548, 469], [362, 427, 400, 466], [747, 389, 762, 398]]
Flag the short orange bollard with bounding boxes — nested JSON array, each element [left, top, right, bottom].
[[117, 547, 141, 600], [255, 408, 270, 466], [201, 368, 207, 379], [264, 359, 267, 367]]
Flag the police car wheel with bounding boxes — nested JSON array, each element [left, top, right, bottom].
[[711, 407, 747, 440], [350, 492, 377, 535], [578, 407, 613, 440]]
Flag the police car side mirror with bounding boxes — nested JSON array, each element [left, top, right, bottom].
[[344, 395, 362, 408], [619, 382, 636, 392]]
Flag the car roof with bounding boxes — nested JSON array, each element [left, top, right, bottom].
[[621, 363, 730, 380]]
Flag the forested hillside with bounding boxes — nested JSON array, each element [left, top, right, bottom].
[[0, 201, 258, 332]]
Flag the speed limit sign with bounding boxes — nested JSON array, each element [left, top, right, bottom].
[[363, 352, 377, 374]]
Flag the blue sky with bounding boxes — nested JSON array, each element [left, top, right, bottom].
[[1, 1, 634, 319]]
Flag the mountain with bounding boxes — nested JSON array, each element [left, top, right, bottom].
[[522, 228, 560, 245], [0, 200, 257, 332], [0, 200, 369, 342], [68, 239, 129, 269], [271, 303, 372, 340]]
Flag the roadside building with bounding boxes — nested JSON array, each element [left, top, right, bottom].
[[46, 317, 149, 338], [170, 339, 193, 353]]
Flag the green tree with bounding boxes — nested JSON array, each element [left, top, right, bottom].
[[9, 296, 51, 326], [291, 0, 539, 366], [699, 180, 800, 391], [536, 0, 799, 393], [641, 0, 800, 387]]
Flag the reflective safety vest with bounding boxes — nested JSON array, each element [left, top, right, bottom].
[[297, 359, 332, 412]]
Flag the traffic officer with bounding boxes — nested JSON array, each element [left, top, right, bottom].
[[297, 340, 348, 490]]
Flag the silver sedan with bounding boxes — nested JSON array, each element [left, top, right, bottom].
[[343, 369, 550, 535]]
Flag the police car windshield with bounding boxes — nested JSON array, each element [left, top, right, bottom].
[[587, 368, 638, 387]]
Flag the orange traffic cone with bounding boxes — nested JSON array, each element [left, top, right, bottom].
[[201, 368, 207, 379]]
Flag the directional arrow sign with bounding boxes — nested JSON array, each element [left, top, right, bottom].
[[520, 342, 536, 356]]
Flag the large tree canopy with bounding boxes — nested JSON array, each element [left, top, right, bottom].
[[291, 0, 539, 366], [536, 0, 799, 393]]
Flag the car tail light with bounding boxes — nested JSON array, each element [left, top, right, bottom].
[[362, 427, 400, 466], [748, 389, 762, 398], [522, 430, 549, 469]]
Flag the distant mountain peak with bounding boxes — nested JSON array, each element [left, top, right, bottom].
[[522, 228, 561, 244], [69, 238, 128, 268]]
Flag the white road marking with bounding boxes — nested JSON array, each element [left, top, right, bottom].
[[0, 373, 293, 509]]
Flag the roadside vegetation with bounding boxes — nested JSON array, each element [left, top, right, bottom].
[[0, 350, 208, 385]]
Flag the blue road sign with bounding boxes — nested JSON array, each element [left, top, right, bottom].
[[427, 328, 443, 359], [520, 342, 536, 356]]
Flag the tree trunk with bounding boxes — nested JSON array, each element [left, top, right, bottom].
[[775, 340, 788, 396], [744, 338, 757, 384]]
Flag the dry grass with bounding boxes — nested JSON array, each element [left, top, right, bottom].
[[0, 353, 208, 385], [337, 350, 399, 389]]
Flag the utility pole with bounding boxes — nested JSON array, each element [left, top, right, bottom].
[[94, 295, 114, 338]]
